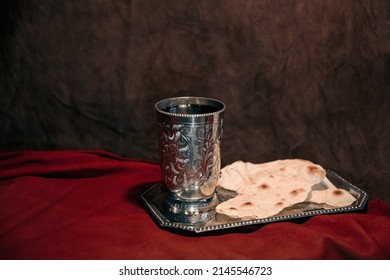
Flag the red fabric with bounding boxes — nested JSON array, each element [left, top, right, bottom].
[[0, 150, 389, 260]]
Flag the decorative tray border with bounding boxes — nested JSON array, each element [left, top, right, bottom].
[[140, 170, 369, 233]]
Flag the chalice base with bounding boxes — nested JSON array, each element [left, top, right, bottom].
[[164, 193, 218, 224]]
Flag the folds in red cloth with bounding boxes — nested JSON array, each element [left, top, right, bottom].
[[0, 150, 389, 259]]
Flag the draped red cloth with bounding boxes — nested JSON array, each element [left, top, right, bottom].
[[0, 150, 389, 260]]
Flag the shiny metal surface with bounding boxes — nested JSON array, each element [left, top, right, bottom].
[[155, 96, 225, 223], [141, 170, 369, 233]]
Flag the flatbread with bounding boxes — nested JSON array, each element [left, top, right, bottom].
[[215, 192, 287, 220], [218, 160, 252, 192], [307, 178, 356, 207], [219, 159, 326, 193], [216, 159, 356, 219]]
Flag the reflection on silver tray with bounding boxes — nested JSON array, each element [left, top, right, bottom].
[[140, 170, 369, 233]]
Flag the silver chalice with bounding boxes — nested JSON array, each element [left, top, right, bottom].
[[155, 96, 225, 224]]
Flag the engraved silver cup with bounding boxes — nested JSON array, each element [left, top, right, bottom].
[[155, 96, 225, 223]]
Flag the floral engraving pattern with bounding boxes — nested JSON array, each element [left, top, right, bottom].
[[159, 121, 222, 198]]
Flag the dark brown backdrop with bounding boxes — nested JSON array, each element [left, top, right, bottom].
[[1, 0, 389, 203]]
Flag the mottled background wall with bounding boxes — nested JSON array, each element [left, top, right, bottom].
[[1, 0, 389, 203]]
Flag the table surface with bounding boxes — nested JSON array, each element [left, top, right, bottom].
[[0, 150, 389, 260]]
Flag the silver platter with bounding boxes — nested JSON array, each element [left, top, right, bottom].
[[140, 170, 369, 233]]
